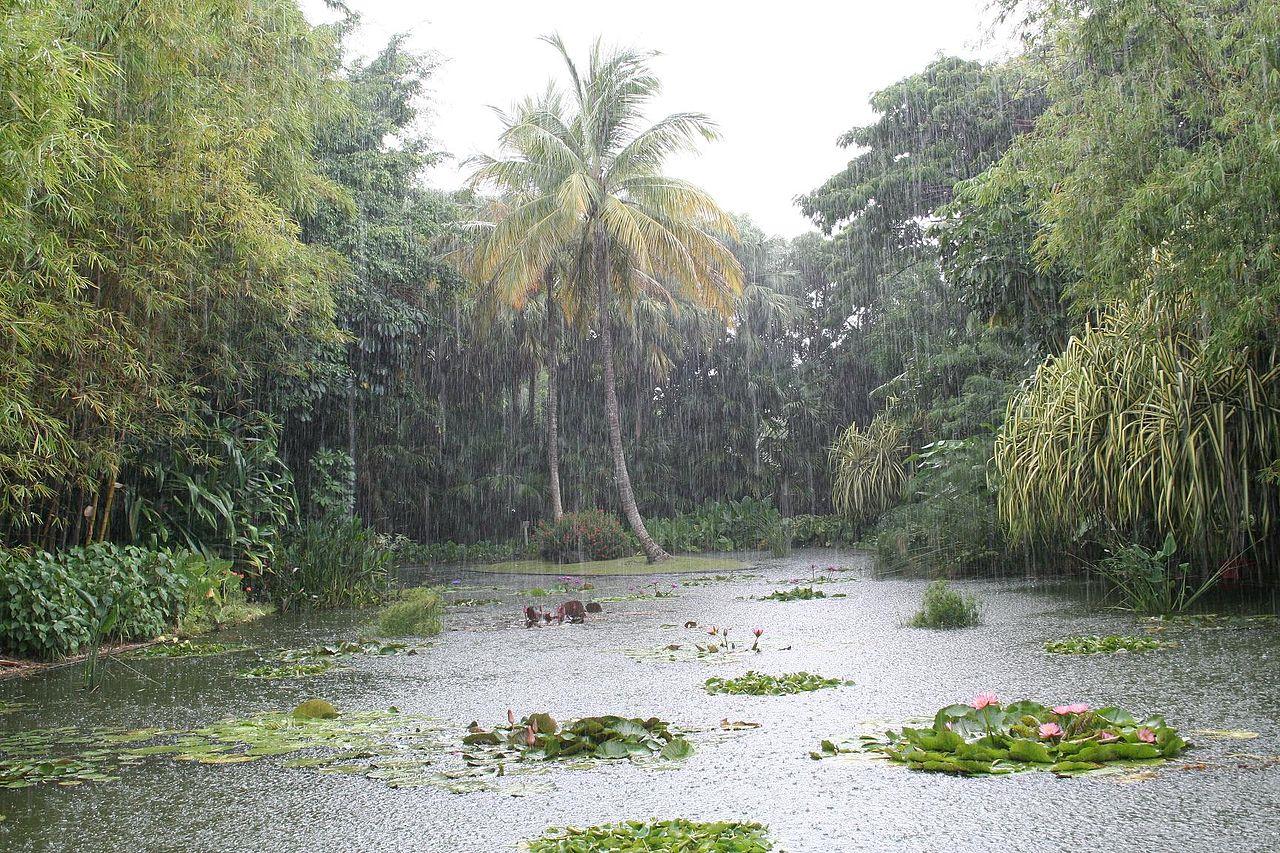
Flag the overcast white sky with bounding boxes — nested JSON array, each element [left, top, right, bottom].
[[301, 1, 1016, 237]]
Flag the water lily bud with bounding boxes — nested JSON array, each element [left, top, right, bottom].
[[507, 708, 516, 725]]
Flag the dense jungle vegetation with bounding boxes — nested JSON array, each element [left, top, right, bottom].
[[0, 0, 1277, 657]]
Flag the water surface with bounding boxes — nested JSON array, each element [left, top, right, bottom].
[[2, 549, 1278, 852]]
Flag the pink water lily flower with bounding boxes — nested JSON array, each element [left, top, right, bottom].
[[507, 708, 516, 726], [1097, 731, 1119, 743], [1053, 703, 1090, 715], [1137, 728, 1157, 744], [972, 693, 999, 709], [524, 726, 537, 747], [1039, 722, 1063, 739]]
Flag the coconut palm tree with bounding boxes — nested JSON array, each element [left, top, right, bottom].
[[468, 36, 743, 562]]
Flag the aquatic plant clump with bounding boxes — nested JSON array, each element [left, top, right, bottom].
[[851, 697, 1188, 776], [1044, 635, 1169, 655], [909, 579, 981, 629], [704, 671, 850, 696], [757, 586, 845, 602], [125, 637, 246, 659], [526, 819, 774, 852], [464, 713, 694, 763]]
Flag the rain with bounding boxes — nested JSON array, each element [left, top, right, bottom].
[[1, 1, 1278, 851]]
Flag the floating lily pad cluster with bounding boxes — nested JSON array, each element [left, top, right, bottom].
[[526, 819, 774, 852], [704, 671, 850, 696], [840, 698, 1188, 776], [237, 639, 420, 679], [680, 573, 758, 587], [758, 586, 844, 602], [239, 660, 339, 679], [464, 713, 694, 763], [1044, 635, 1169, 655]]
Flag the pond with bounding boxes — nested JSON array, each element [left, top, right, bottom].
[[2, 549, 1278, 852]]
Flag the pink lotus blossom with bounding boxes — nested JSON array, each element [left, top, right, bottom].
[[1039, 722, 1063, 739], [1137, 728, 1156, 744], [753, 628, 764, 638], [1053, 703, 1090, 715], [972, 693, 999, 709]]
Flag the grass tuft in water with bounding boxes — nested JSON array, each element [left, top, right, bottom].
[[377, 586, 444, 637], [909, 579, 981, 628]]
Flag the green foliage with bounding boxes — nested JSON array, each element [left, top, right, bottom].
[[830, 414, 909, 524], [704, 671, 849, 696], [1096, 535, 1225, 615], [124, 411, 297, 575], [270, 517, 393, 610], [909, 580, 982, 629], [306, 449, 355, 520], [1044, 635, 1168, 655], [993, 0, 1280, 348], [787, 514, 857, 548], [995, 304, 1280, 571], [386, 538, 524, 566], [526, 820, 774, 852], [535, 510, 634, 564], [855, 699, 1188, 776], [377, 587, 444, 637], [0, 544, 188, 659], [648, 498, 785, 553], [1, 0, 346, 544], [863, 437, 1010, 577], [172, 551, 270, 635]]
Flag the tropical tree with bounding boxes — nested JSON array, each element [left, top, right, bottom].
[[468, 36, 744, 561]]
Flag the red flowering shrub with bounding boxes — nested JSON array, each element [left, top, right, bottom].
[[535, 510, 635, 564]]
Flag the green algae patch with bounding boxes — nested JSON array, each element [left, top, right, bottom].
[[525, 819, 774, 852], [1044, 635, 1170, 655], [476, 554, 745, 576], [826, 699, 1189, 777], [0, 706, 453, 791], [704, 671, 850, 696], [292, 699, 339, 719]]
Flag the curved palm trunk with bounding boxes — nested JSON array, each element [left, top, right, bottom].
[[596, 236, 670, 563], [545, 276, 564, 521]]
